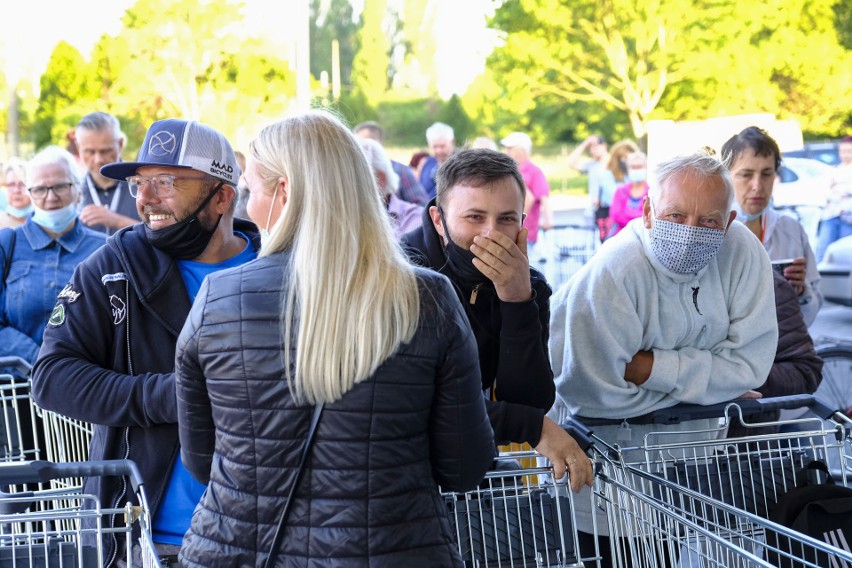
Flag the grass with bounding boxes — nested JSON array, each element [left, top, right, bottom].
[[386, 143, 590, 197]]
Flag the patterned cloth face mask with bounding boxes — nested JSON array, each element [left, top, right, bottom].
[[649, 203, 726, 274]]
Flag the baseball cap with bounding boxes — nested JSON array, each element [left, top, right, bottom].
[[500, 132, 533, 153], [100, 119, 241, 185]]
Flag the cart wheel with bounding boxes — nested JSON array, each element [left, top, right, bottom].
[[814, 344, 852, 416]]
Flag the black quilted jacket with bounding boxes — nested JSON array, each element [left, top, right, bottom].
[[175, 250, 495, 567]]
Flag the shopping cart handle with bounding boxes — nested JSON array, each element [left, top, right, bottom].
[[645, 394, 821, 424], [0, 459, 145, 492], [560, 417, 595, 451], [578, 394, 822, 426], [0, 356, 32, 375]]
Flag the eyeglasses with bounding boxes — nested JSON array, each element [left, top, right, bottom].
[[2, 182, 26, 192], [28, 182, 75, 200], [126, 175, 215, 198]]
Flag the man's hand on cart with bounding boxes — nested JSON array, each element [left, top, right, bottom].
[[737, 389, 762, 399], [535, 416, 594, 492]]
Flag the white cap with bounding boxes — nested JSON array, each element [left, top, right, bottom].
[[500, 132, 532, 153]]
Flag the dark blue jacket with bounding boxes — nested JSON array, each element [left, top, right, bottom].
[[31, 219, 260, 564], [401, 201, 555, 446]]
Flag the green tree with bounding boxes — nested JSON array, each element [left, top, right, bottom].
[[33, 42, 98, 149], [310, 0, 358, 89], [486, 0, 852, 141], [350, 0, 390, 106], [89, 0, 296, 151]]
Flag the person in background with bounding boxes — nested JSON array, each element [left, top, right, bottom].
[[420, 122, 456, 199], [501, 131, 554, 257], [0, 147, 105, 379], [354, 121, 430, 206], [607, 151, 649, 237], [0, 158, 33, 229], [32, 119, 259, 566], [815, 135, 852, 261], [721, 126, 823, 326], [549, 152, 777, 566], [358, 137, 423, 239], [471, 136, 498, 150], [175, 109, 494, 567], [566, 135, 612, 240], [726, 270, 822, 438], [233, 150, 250, 220], [75, 112, 140, 235], [402, 148, 594, 489], [409, 150, 430, 181]]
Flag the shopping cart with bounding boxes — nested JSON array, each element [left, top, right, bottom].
[[0, 459, 159, 567], [0, 357, 41, 467], [533, 224, 599, 290], [578, 395, 852, 566], [590, 444, 852, 567], [442, 450, 585, 567]]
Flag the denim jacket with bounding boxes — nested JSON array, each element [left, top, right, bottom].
[[0, 217, 105, 374]]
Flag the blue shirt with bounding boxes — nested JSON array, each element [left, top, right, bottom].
[[152, 232, 257, 545], [420, 156, 440, 200], [0, 217, 105, 375]]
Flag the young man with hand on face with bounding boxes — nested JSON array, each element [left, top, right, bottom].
[[402, 148, 593, 491]]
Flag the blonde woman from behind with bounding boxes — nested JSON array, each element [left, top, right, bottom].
[[174, 109, 495, 567]]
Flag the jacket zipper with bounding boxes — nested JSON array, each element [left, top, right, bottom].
[[469, 284, 481, 305]]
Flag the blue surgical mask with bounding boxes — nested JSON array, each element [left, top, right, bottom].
[[733, 197, 773, 223], [6, 203, 33, 219], [627, 169, 647, 183], [32, 203, 78, 234]]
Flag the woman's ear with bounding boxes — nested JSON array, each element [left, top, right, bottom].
[[277, 177, 288, 206]]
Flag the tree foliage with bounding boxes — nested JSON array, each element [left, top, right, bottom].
[[484, 0, 852, 142], [350, 0, 390, 106]]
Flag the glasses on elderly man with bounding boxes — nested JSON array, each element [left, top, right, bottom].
[[126, 174, 216, 198], [28, 182, 75, 200]]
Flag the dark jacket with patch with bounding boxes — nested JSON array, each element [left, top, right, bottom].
[[176, 252, 495, 567], [31, 219, 260, 564], [401, 201, 555, 446]]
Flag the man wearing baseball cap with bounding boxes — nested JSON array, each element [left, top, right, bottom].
[[32, 118, 261, 565]]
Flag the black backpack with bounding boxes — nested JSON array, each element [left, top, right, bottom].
[[766, 461, 852, 567]]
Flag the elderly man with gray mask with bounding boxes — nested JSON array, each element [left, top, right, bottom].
[[547, 151, 779, 565]]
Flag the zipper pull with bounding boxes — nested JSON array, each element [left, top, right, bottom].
[[469, 284, 481, 305]]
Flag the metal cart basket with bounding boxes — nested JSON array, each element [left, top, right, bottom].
[[0, 459, 159, 568]]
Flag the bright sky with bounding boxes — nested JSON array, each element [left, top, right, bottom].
[[2, 0, 494, 97]]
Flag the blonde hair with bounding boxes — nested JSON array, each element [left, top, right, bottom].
[[249, 110, 420, 404], [606, 140, 640, 182]]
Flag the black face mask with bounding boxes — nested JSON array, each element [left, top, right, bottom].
[[145, 182, 224, 260], [438, 207, 486, 285]]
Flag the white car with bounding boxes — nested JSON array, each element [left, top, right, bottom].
[[771, 157, 835, 247], [819, 236, 852, 306], [772, 157, 835, 208]]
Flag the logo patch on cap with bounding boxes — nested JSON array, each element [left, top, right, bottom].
[[149, 131, 177, 156]]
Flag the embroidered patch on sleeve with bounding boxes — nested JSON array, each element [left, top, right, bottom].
[[48, 304, 65, 327], [110, 295, 127, 325], [101, 272, 128, 285], [57, 284, 81, 303]]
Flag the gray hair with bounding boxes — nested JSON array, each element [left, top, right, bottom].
[[3, 157, 27, 182], [425, 122, 454, 144], [76, 111, 126, 143], [26, 146, 81, 187], [650, 152, 734, 214], [357, 138, 399, 196]]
